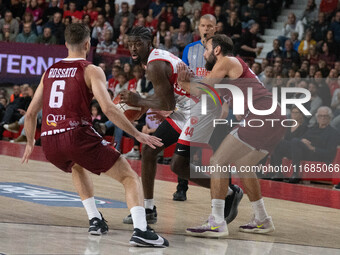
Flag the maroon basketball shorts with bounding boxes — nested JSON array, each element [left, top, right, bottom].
[[231, 97, 286, 154], [41, 126, 120, 175]]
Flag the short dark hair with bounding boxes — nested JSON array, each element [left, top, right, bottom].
[[112, 65, 122, 71], [117, 71, 128, 80], [209, 34, 233, 56], [65, 23, 90, 45], [129, 26, 152, 42]]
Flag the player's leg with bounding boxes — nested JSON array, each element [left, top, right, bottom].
[[104, 156, 168, 247], [71, 125, 168, 247], [186, 134, 272, 237], [142, 119, 179, 210], [209, 114, 244, 224], [141, 142, 165, 201], [171, 99, 218, 192], [171, 99, 243, 223], [123, 119, 180, 224], [173, 177, 189, 201], [236, 160, 275, 234], [104, 156, 143, 208], [142, 119, 179, 199], [213, 135, 273, 234], [121, 143, 164, 224], [185, 134, 246, 237], [72, 164, 108, 235], [171, 153, 211, 188], [72, 163, 94, 200]]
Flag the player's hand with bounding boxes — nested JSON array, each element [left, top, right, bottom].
[[135, 132, 163, 149], [177, 62, 193, 84], [177, 63, 194, 93], [21, 139, 35, 164], [120, 89, 141, 106]]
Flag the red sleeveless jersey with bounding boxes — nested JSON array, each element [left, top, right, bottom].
[[41, 58, 93, 137], [223, 56, 272, 111]]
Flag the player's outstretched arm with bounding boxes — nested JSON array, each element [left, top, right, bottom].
[[177, 57, 241, 97], [120, 61, 176, 111], [87, 65, 163, 149], [176, 62, 201, 96], [22, 74, 44, 163]]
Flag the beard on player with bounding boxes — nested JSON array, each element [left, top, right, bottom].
[[205, 51, 217, 71]]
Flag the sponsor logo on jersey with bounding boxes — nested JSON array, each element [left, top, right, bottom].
[[190, 116, 199, 125], [196, 67, 209, 77], [69, 120, 79, 127], [46, 114, 66, 127]]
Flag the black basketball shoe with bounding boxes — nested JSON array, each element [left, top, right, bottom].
[[224, 184, 244, 224], [173, 190, 187, 201], [88, 212, 108, 235], [130, 226, 169, 248], [123, 206, 157, 224]]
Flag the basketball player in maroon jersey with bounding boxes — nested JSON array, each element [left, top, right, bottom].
[[21, 23, 168, 247], [177, 34, 285, 237]]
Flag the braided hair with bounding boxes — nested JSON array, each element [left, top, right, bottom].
[[129, 26, 152, 42]]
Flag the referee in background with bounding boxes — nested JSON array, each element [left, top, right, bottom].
[[173, 16, 244, 223], [173, 14, 216, 201]]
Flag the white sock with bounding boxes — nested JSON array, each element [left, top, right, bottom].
[[251, 198, 269, 221], [212, 199, 225, 223], [144, 199, 154, 210], [82, 197, 101, 220], [131, 206, 147, 231], [227, 186, 233, 196]]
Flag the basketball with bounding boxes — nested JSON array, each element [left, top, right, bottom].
[[113, 94, 147, 121]]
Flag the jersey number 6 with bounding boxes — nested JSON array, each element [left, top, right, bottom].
[[49, 80, 65, 108]]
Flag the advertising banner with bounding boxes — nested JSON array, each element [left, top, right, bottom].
[[0, 42, 93, 84]]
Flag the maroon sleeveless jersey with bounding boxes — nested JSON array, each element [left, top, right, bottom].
[[41, 58, 92, 137], [223, 56, 272, 112]]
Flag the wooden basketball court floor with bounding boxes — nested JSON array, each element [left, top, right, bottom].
[[0, 141, 340, 254]]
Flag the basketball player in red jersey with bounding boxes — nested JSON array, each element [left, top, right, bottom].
[[177, 34, 286, 237], [120, 27, 242, 226], [21, 23, 168, 248]]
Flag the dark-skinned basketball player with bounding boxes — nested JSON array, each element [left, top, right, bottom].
[[120, 26, 242, 225]]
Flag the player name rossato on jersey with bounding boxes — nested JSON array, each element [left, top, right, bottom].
[[48, 68, 78, 79]]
